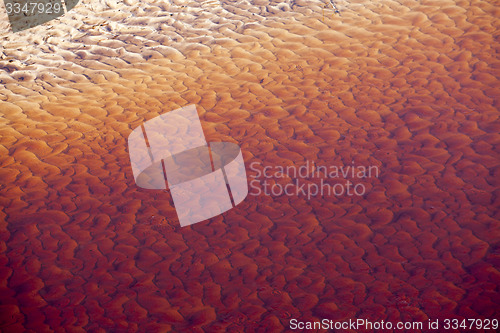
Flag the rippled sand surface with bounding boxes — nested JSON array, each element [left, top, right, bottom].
[[1, 0, 499, 331]]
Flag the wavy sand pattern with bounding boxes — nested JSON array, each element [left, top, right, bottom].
[[0, 0, 499, 331]]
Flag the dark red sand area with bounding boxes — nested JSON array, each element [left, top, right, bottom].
[[0, 0, 499, 331]]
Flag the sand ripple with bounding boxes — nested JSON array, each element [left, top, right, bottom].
[[1, 0, 499, 331]]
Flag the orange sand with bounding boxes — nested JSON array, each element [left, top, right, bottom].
[[0, 0, 499, 331]]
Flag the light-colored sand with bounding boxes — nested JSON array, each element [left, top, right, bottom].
[[1, 0, 499, 331]]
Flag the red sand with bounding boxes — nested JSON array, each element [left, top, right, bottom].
[[0, 0, 499, 331]]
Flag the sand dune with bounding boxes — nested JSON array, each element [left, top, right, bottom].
[[0, 0, 499, 331]]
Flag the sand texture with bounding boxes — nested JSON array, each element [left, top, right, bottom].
[[0, 0, 499, 331]]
